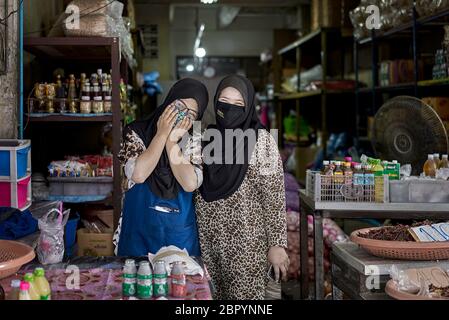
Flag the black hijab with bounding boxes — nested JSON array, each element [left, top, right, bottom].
[[200, 75, 265, 202], [126, 78, 209, 199]]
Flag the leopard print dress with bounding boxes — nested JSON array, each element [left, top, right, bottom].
[[195, 130, 288, 300]]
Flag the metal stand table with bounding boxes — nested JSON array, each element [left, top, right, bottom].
[[331, 242, 449, 300], [299, 189, 449, 300]]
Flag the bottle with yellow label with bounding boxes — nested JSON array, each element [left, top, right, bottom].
[[33, 268, 51, 300], [23, 273, 41, 300]]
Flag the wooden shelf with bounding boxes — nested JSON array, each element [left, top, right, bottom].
[[277, 89, 354, 100], [26, 113, 116, 122], [358, 80, 449, 93], [359, 83, 415, 93], [278, 28, 353, 57], [24, 37, 118, 62], [274, 27, 355, 168], [358, 7, 449, 45], [23, 36, 124, 230], [277, 90, 322, 100], [418, 7, 449, 25], [418, 78, 449, 86], [278, 29, 322, 55], [358, 23, 413, 45]]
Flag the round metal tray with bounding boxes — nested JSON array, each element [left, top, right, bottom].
[[385, 280, 449, 300], [350, 227, 449, 261]]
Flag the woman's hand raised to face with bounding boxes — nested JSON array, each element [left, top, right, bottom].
[[168, 116, 192, 145], [157, 105, 178, 140]]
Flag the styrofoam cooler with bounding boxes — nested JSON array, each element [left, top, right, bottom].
[[0, 139, 31, 180], [389, 179, 449, 203], [0, 174, 32, 210]]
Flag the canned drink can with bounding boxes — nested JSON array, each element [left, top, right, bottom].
[[153, 260, 168, 297], [137, 261, 153, 299], [122, 259, 137, 297], [171, 261, 187, 298]]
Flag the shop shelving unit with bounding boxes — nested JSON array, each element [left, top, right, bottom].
[[354, 6, 449, 143], [275, 28, 355, 178], [299, 189, 449, 301], [258, 30, 298, 133], [27, 115, 114, 122], [23, 37, 128, 229]]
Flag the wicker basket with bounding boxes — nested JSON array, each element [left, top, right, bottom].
[[350, 227, 449, 261], [385, 280, 449, 300], [0, 240, 35, 279]]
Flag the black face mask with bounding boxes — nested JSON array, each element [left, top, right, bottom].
[[216, 101, 245, 129]]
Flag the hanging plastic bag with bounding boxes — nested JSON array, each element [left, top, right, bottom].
[[37, 208, 70, 265]]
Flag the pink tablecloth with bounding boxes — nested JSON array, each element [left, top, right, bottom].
[[0, 267, 212, 300]]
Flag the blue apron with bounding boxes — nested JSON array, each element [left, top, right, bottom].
[[117, 183, 200, 257]]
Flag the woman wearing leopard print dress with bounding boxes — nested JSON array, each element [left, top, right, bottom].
[[196, 75, 289, 300]]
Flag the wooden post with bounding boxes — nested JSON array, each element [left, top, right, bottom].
[[111, 37, 122, 231]]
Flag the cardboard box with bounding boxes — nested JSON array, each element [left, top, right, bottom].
[[297, 146, 319, 183], [379, 60, 425, 86], [367, 116, 375, 140], [282, 68, 297, 79], [95, 209, 114, 229], [77, 228, 114, 257]]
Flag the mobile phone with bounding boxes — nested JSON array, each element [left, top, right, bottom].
[[173, 100, 187, 127], [267, 265, 279, 283]]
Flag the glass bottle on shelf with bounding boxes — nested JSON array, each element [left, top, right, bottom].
[[102, 73, 108, 86], [343, 161, 353, 185], [97, 69, 104, 83], [90, 73, 98, 85], [79, 73, 87, 99], [34, 83, 46, 113], [102, 78, 112, 113], [423, 154, 437, 178], [80, 80, 92, 114], [440, 154, 449, 169], [91, 76, 104, 114], [67, 74, 78, 113], [120, 78, 127, 112], [434, 153, 441, 169], [55, 75, 67, 113], [45, 83, 56, 113], [334, 161, 344, 184]]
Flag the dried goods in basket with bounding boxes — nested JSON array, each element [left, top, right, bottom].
[[350, 227, 449, 261]]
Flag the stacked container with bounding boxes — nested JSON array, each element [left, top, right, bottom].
[[0, 140, 32, 210]]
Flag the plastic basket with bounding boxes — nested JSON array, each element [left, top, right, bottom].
[[351, 227, 449, 261], [0, 240, 35, 279], [0, 140, 31, 180], [306, 170, 389, 203], [385, 280, 449, 300]]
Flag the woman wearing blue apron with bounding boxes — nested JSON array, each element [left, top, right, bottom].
[[113, 78, 209, 257]]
